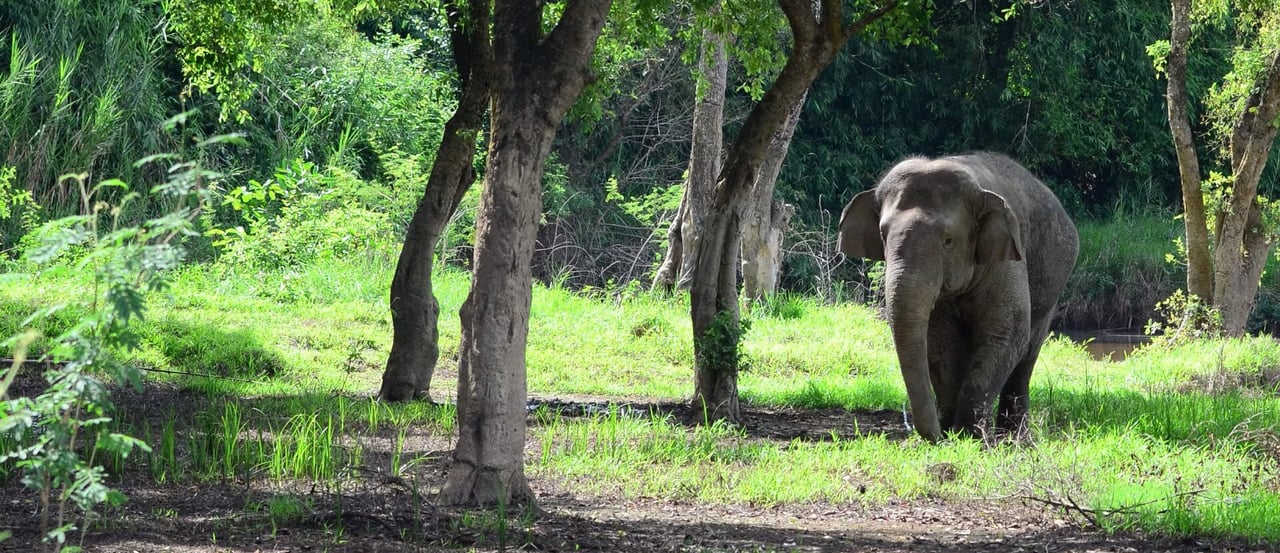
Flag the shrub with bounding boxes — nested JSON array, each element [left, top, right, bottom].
[[1, 123, 231, 548], [208, 159, 402, 273]]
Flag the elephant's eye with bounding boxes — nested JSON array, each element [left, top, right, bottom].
[[942, 237, 954, 250]]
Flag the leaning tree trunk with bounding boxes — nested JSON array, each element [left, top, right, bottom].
[[440, 0, 611, 506], [1164, 0, 1213, 303], [652, 27, 727, 294], [1211, 45, 1280, 335], [690, 0, 900, 424], [379, 1, 490, 402], [741, 91, 804, 302]]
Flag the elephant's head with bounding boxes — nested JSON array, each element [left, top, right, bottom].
[[836, 158, 1023, 441]]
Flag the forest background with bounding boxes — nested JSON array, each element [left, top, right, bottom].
[[6, 0, 1280, 549], [1, 0, 1272, 334]]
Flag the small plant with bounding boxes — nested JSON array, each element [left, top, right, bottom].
[[1144, 289, 1222, 346], [0, 117, 235, 549], [631, 315, 672, 337], [696, 311, 752, 373], [0, 165, 42, 254]]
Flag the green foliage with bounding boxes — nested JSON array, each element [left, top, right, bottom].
[[1195, 1, 1280, 160], [162, 0, 297, 122], [208, 158, 407, 273], [696, 311, 752, 373], [237, 16, 456, 173], [0, 123, 233, 547], [0, 1, 174, 219], [572, 0, 671, 124], [605, 177, 682, 226], [1145, 289, 1223, 345], [0, 165, 41, 253]]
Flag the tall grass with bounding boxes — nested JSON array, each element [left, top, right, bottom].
[[1059, 215, 1183, 330], [0, 1, 173, 215]]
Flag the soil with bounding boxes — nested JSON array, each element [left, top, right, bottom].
[[0, 372, 1269, 553]]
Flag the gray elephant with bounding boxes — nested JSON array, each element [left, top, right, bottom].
[[838, 152, 1078, 442]]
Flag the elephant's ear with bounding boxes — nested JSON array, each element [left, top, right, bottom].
[[976, 190, 1023, 264], [838, 190, 884, 261]]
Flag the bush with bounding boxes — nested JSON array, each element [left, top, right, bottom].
[[1, 125, 231, 547], [208, 159, 404, 273], [226, 16, 455, 187]]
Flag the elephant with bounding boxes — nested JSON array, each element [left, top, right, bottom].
[[838, 152, 1078, 442]]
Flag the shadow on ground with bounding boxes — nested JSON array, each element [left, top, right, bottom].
[[527, 397, 913, 442]]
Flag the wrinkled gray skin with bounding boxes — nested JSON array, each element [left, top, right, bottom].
[[838, 153, 1078, 442]]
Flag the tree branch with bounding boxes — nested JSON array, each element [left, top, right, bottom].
[[544, 0, 613, 76], [843, 1, 900, 41], [778, 0, 818, 45]]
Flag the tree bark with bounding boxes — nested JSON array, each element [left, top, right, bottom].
[[380, 1, 490, 402], [690, 0, 899, 424], [741, 91, 804, 302], [440, 0, 611, 506], [1165, 0, 1213, 303], [1212, 46, 1280, 334], [652, 28, 727, 294], [1164, 0, 1280, 335]]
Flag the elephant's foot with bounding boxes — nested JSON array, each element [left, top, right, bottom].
[[378, 379, 417, 402], [413, 388, 437, 405]]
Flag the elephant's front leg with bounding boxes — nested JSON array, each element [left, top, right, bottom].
[[951, 315, 1029, 438], [927, 307, 968, 431]]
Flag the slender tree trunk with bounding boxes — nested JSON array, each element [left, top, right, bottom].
[[380, 2, 490, 402], [440, 0, 611, 506], [1164, 0, 1213, 302], [652, 29, 726, 294], [690, 0, 899, 423], [741, 91, 804, 301]]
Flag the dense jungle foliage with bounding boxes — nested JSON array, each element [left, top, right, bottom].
[[0, 0, 1277, 329]]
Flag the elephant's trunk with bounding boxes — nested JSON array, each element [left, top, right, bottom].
[[885, 266, 943, 442]]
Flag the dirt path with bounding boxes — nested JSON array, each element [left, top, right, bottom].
[[1, 477, 1234, 553]]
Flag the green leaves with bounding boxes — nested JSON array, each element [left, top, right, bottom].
[[2, 120, 225, 545], [163, 0, 298, 122], [1147, 39, 1171, 76]]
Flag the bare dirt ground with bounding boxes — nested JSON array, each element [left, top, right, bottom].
[[0, 374, 1269, 553]]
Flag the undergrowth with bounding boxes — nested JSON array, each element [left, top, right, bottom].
[[3, 244, 1280, 544]]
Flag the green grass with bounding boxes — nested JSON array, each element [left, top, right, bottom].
[[1061, 214, 1280, 331], [5, 251, 1280, 544]]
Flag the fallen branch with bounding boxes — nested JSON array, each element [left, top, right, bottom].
[[1023, 487, 1207, 529]]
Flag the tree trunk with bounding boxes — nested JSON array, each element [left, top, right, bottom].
[[690, 0, 899, 424], [440, 0, 611, 506], [1211, 46, 1280, 335], [652, 29, 726, 294], [379, 1, 490, 402], [1165, 0, 1213, 303], [741, 91, 804, 302]]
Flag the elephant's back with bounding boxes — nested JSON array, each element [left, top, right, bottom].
[[950, 152, 1080, 315]]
